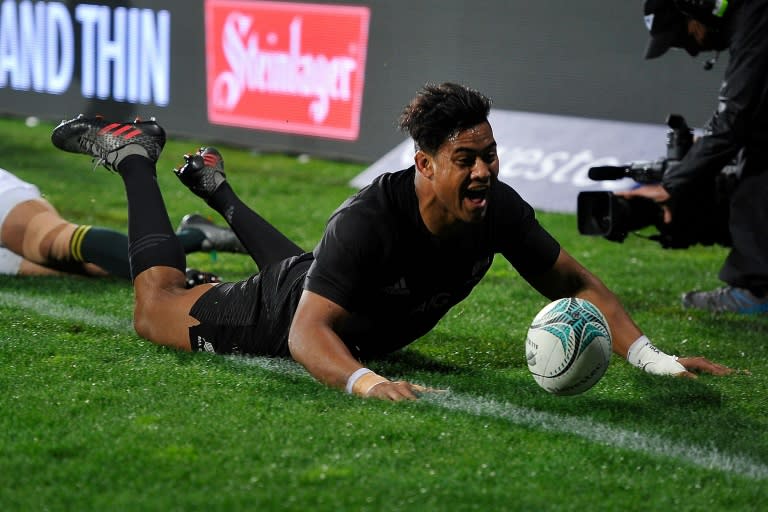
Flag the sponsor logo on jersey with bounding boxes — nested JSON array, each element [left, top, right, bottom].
[[197, 335, 216, 353], [383, 277, 410, 296]]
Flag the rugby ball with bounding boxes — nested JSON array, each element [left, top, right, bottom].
[[525, 297, 612, 395]]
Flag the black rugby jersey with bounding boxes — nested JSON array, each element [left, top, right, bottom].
[[304, 166, 560, 358]]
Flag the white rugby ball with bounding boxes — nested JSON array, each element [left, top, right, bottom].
[[525, 297, 612, 395]]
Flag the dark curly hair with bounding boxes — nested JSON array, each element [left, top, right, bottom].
[[398, 82, 491, 155]]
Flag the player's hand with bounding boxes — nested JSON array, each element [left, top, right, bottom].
[[365, 381, 441, 401], [675, 356, 733, 378], [615, 185, 673, 223]]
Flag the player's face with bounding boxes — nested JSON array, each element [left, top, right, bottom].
[[429, 121, 499, 225]]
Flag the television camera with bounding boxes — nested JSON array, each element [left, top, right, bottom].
[[577, 114, 733, 248]]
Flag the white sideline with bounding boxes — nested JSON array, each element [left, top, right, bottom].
[[236, 356, 768, 481], [428, 392, 768, 481], [2, 290, 766, 481], [0, 291, 133, 333]]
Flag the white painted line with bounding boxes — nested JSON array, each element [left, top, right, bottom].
[[424, 391, 768, 481], [3, 289, 766, 480], [0, 291, 133, 333], [234, 355, 768, 480]]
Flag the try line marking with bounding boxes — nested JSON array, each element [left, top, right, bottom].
[[237, 355, 768, 481], [2, 290, 766, 481]]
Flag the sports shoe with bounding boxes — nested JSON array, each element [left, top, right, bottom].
[[184, 267, 222, 289], [51, 114, 166, 172], [176, 213, 246, 253], [682, 286, 768, 314], [174, 147, 227, 201]]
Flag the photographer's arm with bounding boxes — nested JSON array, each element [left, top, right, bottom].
[[526, 248, 731, 377]]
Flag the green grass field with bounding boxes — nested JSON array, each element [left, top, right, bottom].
[[0, 117, 766, 511]]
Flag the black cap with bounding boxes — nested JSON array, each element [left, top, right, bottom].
[[643, 0, 686, 59]]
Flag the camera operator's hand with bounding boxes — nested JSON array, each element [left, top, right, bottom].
[[615, 185, 673, 223]]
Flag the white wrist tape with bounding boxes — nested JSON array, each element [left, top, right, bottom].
[[627, 335, 686, 375], [345, 368, 390, 396], [345, 367, 373, 394]]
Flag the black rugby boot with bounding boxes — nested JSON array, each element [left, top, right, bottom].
[[174, 147, 227, 201], [176, 213, 246, 253], [51, 114, 166, 172]]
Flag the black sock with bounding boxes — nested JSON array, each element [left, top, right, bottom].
[[70, 225, 131, 279], [117, 155, 186, 279], [206, 182, 303, 268], [69, 226, 202, 280]]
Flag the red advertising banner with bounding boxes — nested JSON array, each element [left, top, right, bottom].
[[204, 0, 370, 140]]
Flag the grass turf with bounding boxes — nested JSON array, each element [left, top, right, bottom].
[[0, 117, 766, 511]]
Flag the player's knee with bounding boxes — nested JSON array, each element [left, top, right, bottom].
[[132, 271, 197, 348], [132, 288, 183, 343], [132, 315, 151, 340], [132, 298, 160, 340]]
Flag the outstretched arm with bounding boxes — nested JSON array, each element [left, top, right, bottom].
[[288, 290, 428, 400], [525, 248, 731, 377]]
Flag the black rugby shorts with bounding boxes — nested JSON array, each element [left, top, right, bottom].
[[187, 253, 313, 357]]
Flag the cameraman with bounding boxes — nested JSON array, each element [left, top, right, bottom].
[[622, 0, 768, 314]]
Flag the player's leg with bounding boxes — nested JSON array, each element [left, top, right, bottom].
[[2, 198, 73, 264], [175, 147, 304, 269], [0, 169, 85, 274], [2, 196, 134, 278], [0, 246, 64, 276], [0, 164, 132, 278], [3, 198, 224, 282], [0, 166, 228, 283], [18, 258, 71, 276], [51, 115, 214, 349]]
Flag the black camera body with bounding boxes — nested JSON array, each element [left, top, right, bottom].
[[577, 114, 732, 248]]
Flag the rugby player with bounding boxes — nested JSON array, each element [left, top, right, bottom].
[[51, 83, 732, 400]]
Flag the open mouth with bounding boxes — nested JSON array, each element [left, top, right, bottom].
[[465, 187, 488, 205]]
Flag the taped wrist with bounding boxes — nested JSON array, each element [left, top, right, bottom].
[[345, 368, 390, 396], [627, 335, 686, 375]]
